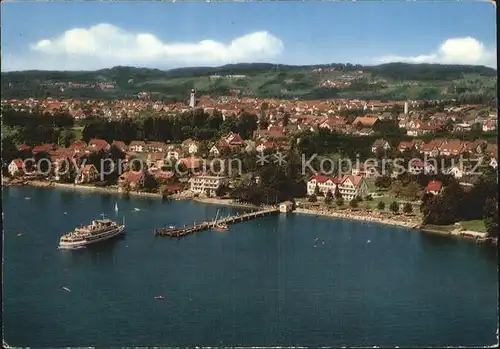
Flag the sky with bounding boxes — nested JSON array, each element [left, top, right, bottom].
[[1, 1, 497, 71]]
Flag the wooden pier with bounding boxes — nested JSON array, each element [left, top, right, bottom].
[[154, 207, 280, 238]]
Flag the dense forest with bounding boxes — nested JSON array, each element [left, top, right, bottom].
[[420, 170, 498, 237], [0, 107, 258, 146]]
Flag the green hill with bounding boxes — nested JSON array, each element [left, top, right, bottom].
[[1, 63, 496, 102]]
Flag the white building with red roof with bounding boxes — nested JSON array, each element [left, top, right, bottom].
[[223, 132, 245, 147], [147, 152, 167, 170], [408, 160, 436, 175], [189, 174, 228, 196], [319, 117, 346, 131], [118, 171, 146, 191], [32, 144, 55, 154], [490, 152, 498, 169], [111, 140, 127, 152], [307, 174, 368, 201], [256, 141, 280, 153], [69, 140, 87, 154], [75, 164, 99, 184], [87, 139, 110, 153], [129, 141, 146, 153], [209, 139, 230, 157], [8, 159, 25, 177]]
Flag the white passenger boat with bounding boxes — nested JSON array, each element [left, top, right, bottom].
[[58, 214, 125, 249]]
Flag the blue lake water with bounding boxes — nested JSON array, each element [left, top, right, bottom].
[[3, 186, 498, 347]]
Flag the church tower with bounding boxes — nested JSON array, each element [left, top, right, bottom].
[[189, 89, 196, 108]]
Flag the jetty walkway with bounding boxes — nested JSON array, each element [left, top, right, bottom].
[[154, 206, 280, 238]]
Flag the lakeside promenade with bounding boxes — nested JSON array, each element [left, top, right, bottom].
[[3, 179, 259, 207], [294, 207, 420, 229], [20, 180, 163, 198]]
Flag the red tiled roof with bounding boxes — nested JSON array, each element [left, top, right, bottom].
[[398, 140, 415, 151], [341, 175, 363, 187], [420, 123, 442, 131], [51, 153, 72, 163], [165, 184, 183, 191], [264, 141, 279, 149], [46, 102, 61, 110], [440, 140, 464, 153], [32, 144, 54, 153], [309, 174, 365, 187], [426, 180, 442, 193], [309, 175, 328, 183], [121, 171, 144, 182], [225, 132, 244, 145], [216, 139, 230, 148], [18, 144, 31, 152], [12, 158, 24, 168], [148, 152, 165, 161], [321, 117, 346, 126], [88, 139, 109, 148], [308, 175, 342, 184], [112, 140, 127, 149], [420, 143, 438, 152], [82, 164, 97, 173], [410, 160, 424, 168], [352, 117, 379, 127], [178, 157, 202, 169], [70, 140, 87, 150]]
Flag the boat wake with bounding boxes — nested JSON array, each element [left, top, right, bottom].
[[58, 245, 86, 250]]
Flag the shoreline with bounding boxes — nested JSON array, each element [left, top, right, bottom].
[[3, 180, 257, 209], [192, 197, 260, 209], [3, 179, 165, 199], [294, 207, 494, 243], [3, 180, 495, 244], [294, 207, 419, 230]]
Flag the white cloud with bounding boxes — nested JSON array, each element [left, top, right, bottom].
[[375, 37, 496, 68], [2, 23, 284, 71]]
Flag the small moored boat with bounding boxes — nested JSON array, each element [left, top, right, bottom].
[[214, 222, 229, 231], [153, 296, 165, 300], [62, 287, 71, 292], [212, 209, 229, 231]]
